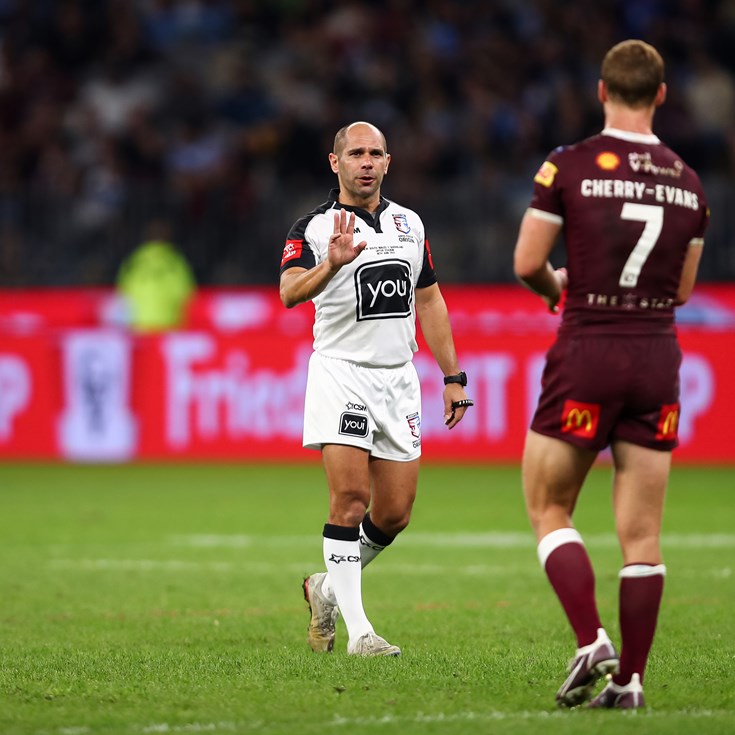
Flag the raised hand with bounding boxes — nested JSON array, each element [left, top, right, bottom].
[[327, 209, 368, 271]]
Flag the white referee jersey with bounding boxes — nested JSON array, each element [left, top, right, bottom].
[[280, 189, 437, 368]]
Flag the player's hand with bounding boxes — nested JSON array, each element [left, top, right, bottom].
[[545, 267, 568, 314], [327, 209, 368, 271], [443, 385, 473, 430]]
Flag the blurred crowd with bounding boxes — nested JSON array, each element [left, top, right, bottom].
[[1, 0, 735, 286]]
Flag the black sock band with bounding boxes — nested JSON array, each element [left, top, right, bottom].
[[361, 512, 395, 547], [323, 523, 360, 541]]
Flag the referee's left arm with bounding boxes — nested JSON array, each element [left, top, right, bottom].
[[415, 283, 460, 376], [416, 284, 470, 428]]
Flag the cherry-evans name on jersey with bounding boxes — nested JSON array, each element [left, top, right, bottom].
[[580, 179, 701, 210]]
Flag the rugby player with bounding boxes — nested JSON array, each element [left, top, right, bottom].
[[513, 40, 709, 708], [280, 121, 472, 656]]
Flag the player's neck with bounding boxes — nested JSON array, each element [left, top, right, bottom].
[[603, 105, 655, 136]]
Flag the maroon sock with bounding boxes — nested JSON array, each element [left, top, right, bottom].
[[614, 564, 665, 685], [544, 541, 602, 647]]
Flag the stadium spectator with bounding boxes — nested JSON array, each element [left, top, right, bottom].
[[513, 40, 708, 709], [681, 48, 735, 171], [0, 1, 732, 285], [280, 121, 472, 657], [115, 218, 196, 331]]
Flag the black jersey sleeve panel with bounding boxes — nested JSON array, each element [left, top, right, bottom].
[[280, 212, 320, 274], [279, 240, 317, 274], [416, 237, 438, 288]]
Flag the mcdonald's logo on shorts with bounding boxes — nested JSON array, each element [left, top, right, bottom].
[[656, 403, 679, 440], [561, 400, 600, 439]]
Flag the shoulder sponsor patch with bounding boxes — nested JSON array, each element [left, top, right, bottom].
[[280, 239, 303, 267], [534, 161, 558, 188], [596, 151, 620, 171]]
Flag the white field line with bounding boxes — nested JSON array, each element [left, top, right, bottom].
[[142, 723, 245, 733], [46, 532, 735, 576], [53, 707, 734, 735], [170, 531, 735, 549], [325, 709, 734, 726], [45, 559, 534, 576], [47, 558, 732, 579]]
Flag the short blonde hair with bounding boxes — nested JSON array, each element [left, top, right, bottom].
[[601, 40, 664, 108]]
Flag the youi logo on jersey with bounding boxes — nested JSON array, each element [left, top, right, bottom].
[[354, 259, 413, 321]]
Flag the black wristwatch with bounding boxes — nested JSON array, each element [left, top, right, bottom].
[[443, 371, 467, 387]]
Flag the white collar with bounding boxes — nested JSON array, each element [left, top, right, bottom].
[[602, 127, 660, 145]]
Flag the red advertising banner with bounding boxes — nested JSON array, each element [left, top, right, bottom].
[[0, 285, 733, 463], [0, 334, 58, 458]]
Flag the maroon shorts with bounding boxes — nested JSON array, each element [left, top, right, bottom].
[[531, 333, 682, 452]]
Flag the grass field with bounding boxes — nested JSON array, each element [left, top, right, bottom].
[[1, 462, 734, 735]]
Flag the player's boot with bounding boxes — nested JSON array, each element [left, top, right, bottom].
[[556, 628, 619, 707], [347, 632, 401, 657], [588, 673, 645, 709], [302, 573, 339, 653]]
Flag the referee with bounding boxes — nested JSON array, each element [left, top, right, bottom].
[[280, 121, 472, 656]]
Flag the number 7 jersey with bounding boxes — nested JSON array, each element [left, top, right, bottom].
[[528, 128, 709, 334]]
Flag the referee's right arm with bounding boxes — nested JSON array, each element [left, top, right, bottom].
[[280, 262, 339, 308]]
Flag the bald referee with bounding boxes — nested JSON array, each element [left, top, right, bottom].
[[280, 121, 472, 657]]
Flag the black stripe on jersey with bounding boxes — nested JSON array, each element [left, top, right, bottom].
[[280, 198, 334, 274], [417, 241, 437, 288]]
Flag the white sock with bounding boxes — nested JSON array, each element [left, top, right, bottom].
[[321, 516, 393, 604], [323, 536, 373, 644]]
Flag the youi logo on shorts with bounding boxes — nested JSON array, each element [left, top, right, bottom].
[[339, 412, 369, 437], [354, 259, 413, 321]]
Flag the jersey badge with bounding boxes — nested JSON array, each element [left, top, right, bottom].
[[596, 151, 620, 171], [392, 214, 411, 234], [561, 400, 600, 439], [406, 412, 421, 439], [281, 239, 303, 267], [534, 161, 558, 188], [656, 403, 679, 440]]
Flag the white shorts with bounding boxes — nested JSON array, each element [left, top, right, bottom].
[[303, 352, 422, 461]]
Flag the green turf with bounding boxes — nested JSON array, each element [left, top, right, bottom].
[[1, 463, 734, 735]]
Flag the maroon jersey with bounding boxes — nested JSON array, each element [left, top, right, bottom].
[[529, 128, 709, 334]]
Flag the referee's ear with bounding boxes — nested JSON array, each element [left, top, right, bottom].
[[328, 152, 339, 174]]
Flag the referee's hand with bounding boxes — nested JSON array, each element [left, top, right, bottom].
[[444, 387, 473, 429], [328, 209, 368, 270]]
